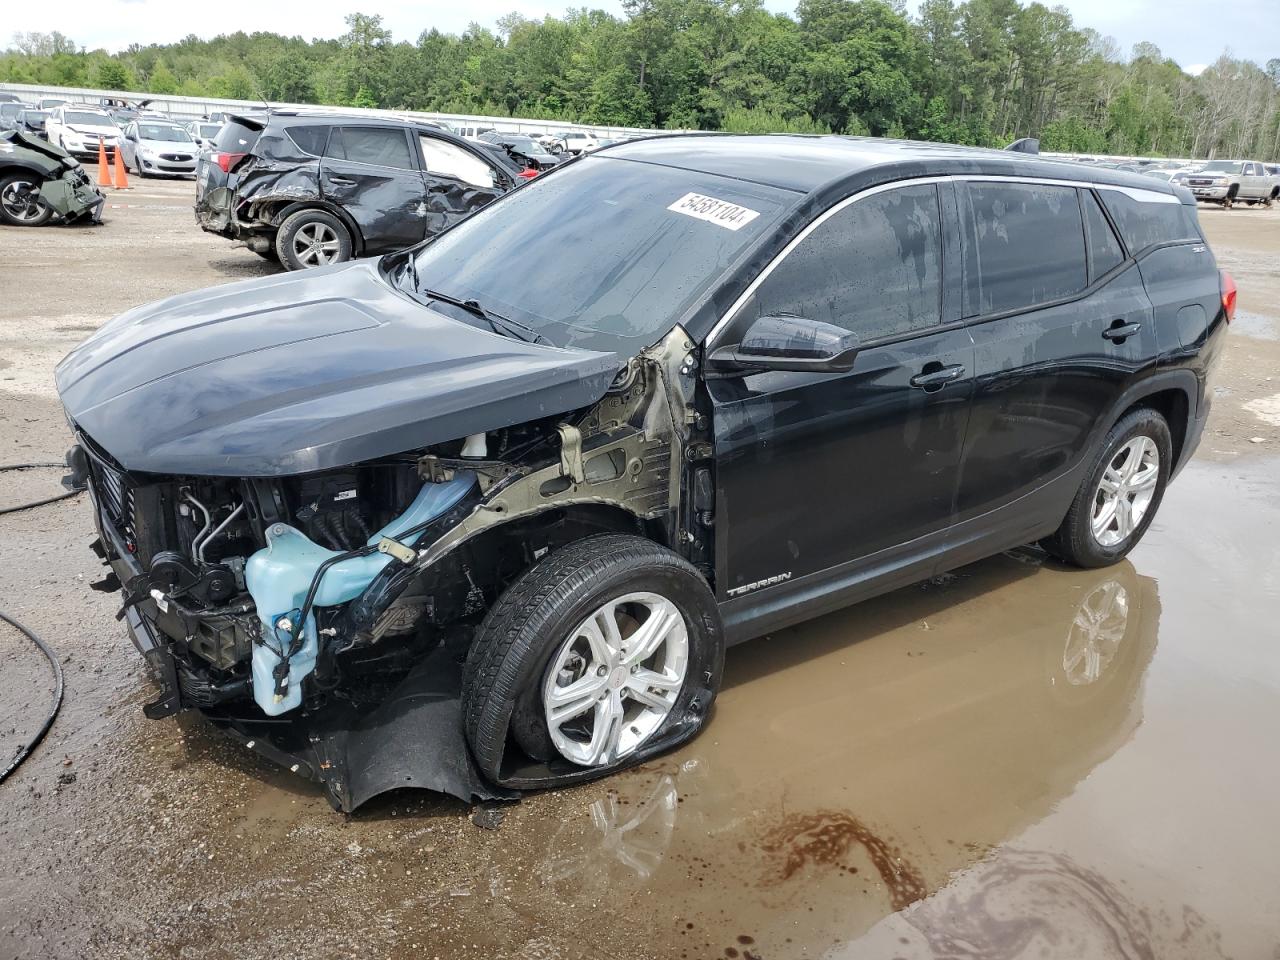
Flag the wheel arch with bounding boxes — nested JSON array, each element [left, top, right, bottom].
[[1096, 372, 1196, 472], [266, 200, 366, 256]]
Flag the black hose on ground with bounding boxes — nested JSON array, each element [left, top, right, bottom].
[[0, 611, 65, 784], [0, 463, 76, 782], [0, 462, 83, 516]]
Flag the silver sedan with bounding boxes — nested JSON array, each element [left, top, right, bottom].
[[119, 120, 199, 179]]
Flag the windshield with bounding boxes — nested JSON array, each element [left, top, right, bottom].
[[138, 124, 193, 142], [24, 111, 49, 123], [409, 156, 790, 353], [199, 124, 221, 137], [67, 111, 113, 127], [1200, 161, 1242, 173], [0, 104, 22, 118]]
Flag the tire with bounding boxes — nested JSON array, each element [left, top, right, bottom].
[[462, 533, 723, 783], [1041, 407, 1172, 568], [274, 208, 353, 271], [0, 173, 54, 227]]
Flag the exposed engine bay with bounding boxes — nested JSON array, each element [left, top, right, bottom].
[[71, 327, 715, 810]]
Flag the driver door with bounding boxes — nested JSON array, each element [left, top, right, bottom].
[[707, 181, 974, 621]]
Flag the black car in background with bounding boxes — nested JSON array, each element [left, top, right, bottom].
[[194, 112, 523, 270], [477, 131, 562, 171], [60, 135, 1228, 810]]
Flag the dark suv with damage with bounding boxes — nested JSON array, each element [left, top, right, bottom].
[[59, 135, 1229, 811], [194, 112, 521, 271]]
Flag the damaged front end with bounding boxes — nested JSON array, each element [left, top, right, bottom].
[[0, 130, 104, 226], [68, 327, 712, 811]]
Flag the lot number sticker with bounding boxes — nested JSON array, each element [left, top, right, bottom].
[[668, 192, 760, 231]]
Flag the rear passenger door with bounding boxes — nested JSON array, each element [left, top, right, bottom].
[[320, 125, 428, 254], [416, 133, 509, 236], [952, 180, 1156, 536]]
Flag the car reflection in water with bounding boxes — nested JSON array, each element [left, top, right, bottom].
[[527, 553, 1162, 953]]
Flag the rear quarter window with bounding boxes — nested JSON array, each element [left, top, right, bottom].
[[1080, 190, 1125, 281], [1097, 189, 1201, 256]]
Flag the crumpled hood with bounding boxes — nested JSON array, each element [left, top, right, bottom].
[[56, 260, 620, 476]]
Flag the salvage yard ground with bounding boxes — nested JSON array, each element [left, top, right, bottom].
[[1, 168, 1279, 959]]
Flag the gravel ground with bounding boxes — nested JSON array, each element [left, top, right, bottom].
[[1, 170, 1278, 960]]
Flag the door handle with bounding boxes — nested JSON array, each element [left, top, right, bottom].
[[909, 364, 966, 390], [328, 176, 356, 185], [1102, 321, 1142, 341]]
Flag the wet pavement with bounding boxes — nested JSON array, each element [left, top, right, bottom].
[[2, 173, 1280, 959]]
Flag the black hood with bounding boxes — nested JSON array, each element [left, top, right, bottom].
[[56, 260, 620, 477]]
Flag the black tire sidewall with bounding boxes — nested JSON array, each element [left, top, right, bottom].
[[275, 209, 353, 271], [1062, 409, 1172, 567], [464, 535, 723, 781], [0, 174, 53, 227]]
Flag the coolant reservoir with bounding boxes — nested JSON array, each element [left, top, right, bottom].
[[245, 473, 476, 716]]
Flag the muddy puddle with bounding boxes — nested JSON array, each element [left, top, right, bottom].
[[3, 456, 1276, 959]]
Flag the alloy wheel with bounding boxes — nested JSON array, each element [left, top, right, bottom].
[[542, 592, 689, 767], [0, 179, 46, 223], [1091, 436, 1159, 547], [291, 221, 341, 266]]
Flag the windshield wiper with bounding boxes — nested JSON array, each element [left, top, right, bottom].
[[418, 284, 551, 346]]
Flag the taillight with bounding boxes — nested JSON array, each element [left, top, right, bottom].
[[518, 168, 539, 179], [1220, 269, 1237, 322], [214, 151, 246, 174]]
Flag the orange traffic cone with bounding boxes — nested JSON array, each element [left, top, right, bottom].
[[96, 139, 111, 187], [112, 145, 130, 189]]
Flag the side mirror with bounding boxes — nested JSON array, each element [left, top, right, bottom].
[[708, 314, 860, 375]]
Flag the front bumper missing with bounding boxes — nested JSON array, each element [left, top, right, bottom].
[[124, 606, 513, 810]]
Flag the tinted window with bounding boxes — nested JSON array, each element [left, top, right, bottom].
[[287, 125, 329, 156], [959, 182, 1086, 316], [747, 184, 943, 340], [214, 119, 262, 154], [410, 156, 788, 353], [1097, 189, 1200, 255], [327, 127, 414, 169], [1081, 190, 1125, 280]]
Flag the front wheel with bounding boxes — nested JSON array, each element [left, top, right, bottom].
[[0, 173, 53, 226], [1041, 407, 1172, 568], [462, 534, 723, 784]]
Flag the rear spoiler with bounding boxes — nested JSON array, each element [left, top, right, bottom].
[[1004, 137, 1040, 155]]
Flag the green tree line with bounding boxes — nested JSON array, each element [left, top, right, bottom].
[[5, 1, 1280, 159]]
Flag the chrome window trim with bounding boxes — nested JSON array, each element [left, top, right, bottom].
[[705, 173, 1183, 347]]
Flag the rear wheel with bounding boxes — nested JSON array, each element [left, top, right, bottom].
[[1041, 407, 1172, 568], [275, 209, 353, 271], [462, 534, 723, 783], [0, 173, 53, 227]]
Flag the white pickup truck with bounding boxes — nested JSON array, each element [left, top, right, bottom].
[[1184, 160, 1280, 208]]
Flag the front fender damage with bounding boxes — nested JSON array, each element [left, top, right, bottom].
[[191, 325, 710, 812]]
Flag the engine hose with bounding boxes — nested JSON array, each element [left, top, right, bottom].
[[1, 462, 75, 782], [0, 610, 65, 784], [0, 462, 84, 516]]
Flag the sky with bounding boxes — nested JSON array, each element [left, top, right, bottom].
[[7, 0, 1278, 71]]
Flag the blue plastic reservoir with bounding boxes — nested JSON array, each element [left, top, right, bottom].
[[245, 473, 475, 716]]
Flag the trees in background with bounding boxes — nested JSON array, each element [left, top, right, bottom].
[[3, 3, 1278, 159]]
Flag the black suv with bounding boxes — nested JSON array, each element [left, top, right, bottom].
[[59, 135, 1229, 810], [194, 112, 523, 271]]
